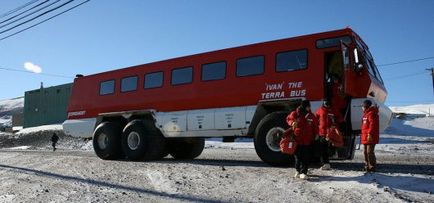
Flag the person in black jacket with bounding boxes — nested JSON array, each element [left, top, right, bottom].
[[51, 133, 59, 151]]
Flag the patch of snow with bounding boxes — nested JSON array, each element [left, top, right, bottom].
[[0, 194, 15, 202], [0, 116, 12, 126], [390, 104, 434, 116], [374, 115, 434, 156], [145, 170, 178, 195], [205, 140, 254, 149], [384, 117, 434, 138], [80, 140, 93, 151], [16, 124, 63, 135], [12, 126, 23, 131], [6, 146, 31, 150]]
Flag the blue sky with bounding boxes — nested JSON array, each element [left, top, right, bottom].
[[0, 0, 433, 106]]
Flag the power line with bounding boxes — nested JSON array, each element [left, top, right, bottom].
[[0, 0, 75, 35], [384, 71, 428, 80], [0, 0, 54, 29], [0, 67, 73, 78], [378, 56, 434, 67], [0, 0, 49, 26], [0, 0, 40, 19], [0, 0, 90, 41]]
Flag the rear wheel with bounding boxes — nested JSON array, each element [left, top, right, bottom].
[[168, 138, 205, 159], [122, 120, 167, 161], [93, 122, 122, 160], [254, 112, 293, 166]]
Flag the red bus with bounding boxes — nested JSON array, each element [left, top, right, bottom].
[[63, 28, 392, 166]]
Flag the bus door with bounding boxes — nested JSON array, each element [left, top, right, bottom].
[[336, 41, 356, 160]]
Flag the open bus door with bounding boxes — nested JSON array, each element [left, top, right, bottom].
[[336, 41, 357, 160]]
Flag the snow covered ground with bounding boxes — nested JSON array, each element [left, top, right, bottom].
[[378, 116, 434, 156], [0, 104, 433, 202]]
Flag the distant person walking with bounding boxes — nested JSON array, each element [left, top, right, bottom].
[[51, 133, 59, 151], [361, 100, 379, 172], [287, 100, 318, 179]]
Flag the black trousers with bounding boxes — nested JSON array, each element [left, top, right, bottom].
[[294, 145, 312, 174], [317, 137, 330, 165]]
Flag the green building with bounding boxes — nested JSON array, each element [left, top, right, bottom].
[[23, 83, 72, 128]]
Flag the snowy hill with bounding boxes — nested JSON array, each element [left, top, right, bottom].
[[0, 97, 24, 127], [390, 104, 434, 116]]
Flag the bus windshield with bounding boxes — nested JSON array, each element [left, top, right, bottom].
[[356, 40, 384, 84]]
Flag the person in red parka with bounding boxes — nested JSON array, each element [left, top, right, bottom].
[[331, 77, 347, 122], [287, 100, 318, 179], [361, 100, 380, 172], [315, 100, 341, 170]]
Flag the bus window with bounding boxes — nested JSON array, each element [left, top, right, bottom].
[[201, 61, 226, 81], [99, 80, 115, 95], [121, 76, 138, 92], [171, 66, 193, 85], [236, 56, 264, 77], [144, 71, 163, 89], [276, 49, 308, 72], [316, 36, 352, 49]]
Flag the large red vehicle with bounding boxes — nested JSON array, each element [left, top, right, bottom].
[[63, 28, 392, 166]]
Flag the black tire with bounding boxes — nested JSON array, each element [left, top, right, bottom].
[[121, 120, 167, 161], [167, 138, 205, 159], [254, 111, 293, 166], [93, 122, 122, 160]]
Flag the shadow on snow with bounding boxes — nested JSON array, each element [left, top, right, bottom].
[[0, 164, 227, 203]]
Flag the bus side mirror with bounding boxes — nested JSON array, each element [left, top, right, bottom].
[[353, 48, 364, 73]]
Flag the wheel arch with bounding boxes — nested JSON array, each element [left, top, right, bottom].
[[94, 109, 158, 137], [247, 99, 302, 135]]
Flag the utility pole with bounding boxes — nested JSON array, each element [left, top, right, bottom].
[[427, 68, 434, 95]]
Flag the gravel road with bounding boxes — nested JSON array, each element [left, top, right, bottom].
[[0, 147, 433, 203]]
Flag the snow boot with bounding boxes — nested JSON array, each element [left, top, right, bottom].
[[299, 173, 308, 180], [321, 163, 331, 170]]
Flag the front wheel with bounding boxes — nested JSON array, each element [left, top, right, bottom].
[[254, 112, 293, 166]]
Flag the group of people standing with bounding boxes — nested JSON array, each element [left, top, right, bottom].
[[286, 99, 379, 180]]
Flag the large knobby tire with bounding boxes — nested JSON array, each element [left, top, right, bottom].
[[254, 112, 293, 166], [93, 122, 122, 160], [121, 120, 167, 161], [167, 138, 205, 159]]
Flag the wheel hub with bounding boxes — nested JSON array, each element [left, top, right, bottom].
[[127, 131, 141, 150], [265, 127, 285, 152], [97, 133, 108, 150]]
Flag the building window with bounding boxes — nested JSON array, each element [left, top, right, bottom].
[[121, 76, 138, 92], [236, 56, 264, 77], [201, 61, 226, 81], [144, 71, 163, 89], [276, 49, 308, 72], [100, 80, 115, 95], [171, 66, 193, 85]]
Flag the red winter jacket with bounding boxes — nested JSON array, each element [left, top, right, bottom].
[[286, 107, 318, 145], [361, 106, 380, 145], [332, 84, 347, 111], [315, 106, 341, 137]]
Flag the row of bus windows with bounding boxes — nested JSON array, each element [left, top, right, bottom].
[[99, 49, 308, 95]]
